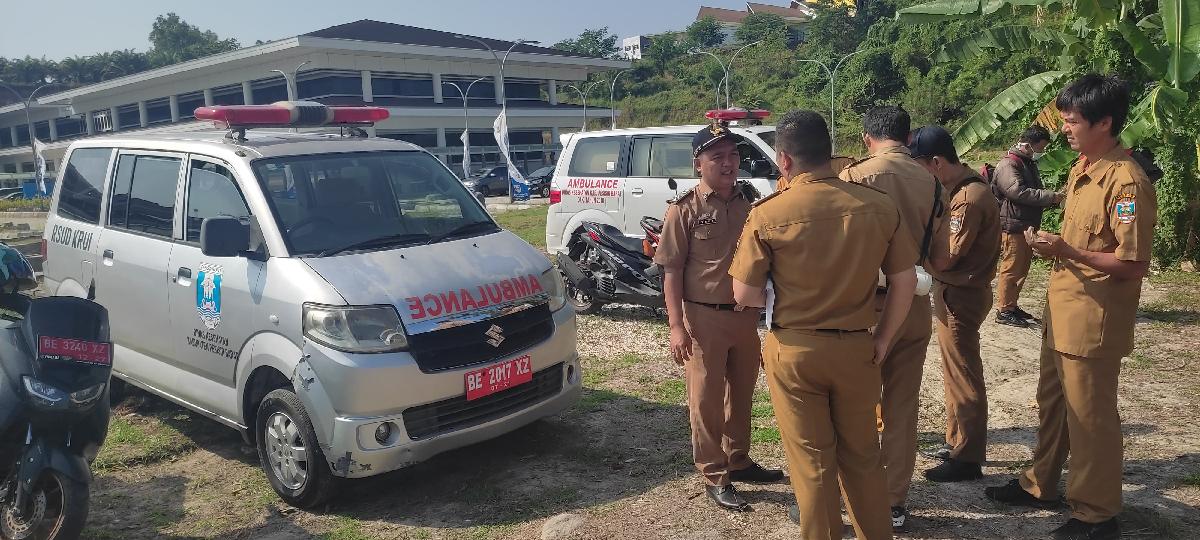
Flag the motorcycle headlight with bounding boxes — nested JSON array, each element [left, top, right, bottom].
[[70, 382, 107, 407], [303, 304, 409, 353], [22, 376, 68, 409], [539, 268, 566, 312]]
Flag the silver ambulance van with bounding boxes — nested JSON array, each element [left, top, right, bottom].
[[40, 102, 580, 507]]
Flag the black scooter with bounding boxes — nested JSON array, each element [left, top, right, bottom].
[[0, 257, 111, 540], [557, 215, 665, 314]]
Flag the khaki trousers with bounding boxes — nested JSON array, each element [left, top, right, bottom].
[[682, 302, 762, 486], [879, 295, 933, 507], [764, 329, 893, 540], [933, 282, 992, 463], [997, 232, 1033, 312], [1020, 344, 1123, 523]]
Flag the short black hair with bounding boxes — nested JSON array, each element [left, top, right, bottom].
[[1019, 125, 1052, 144], [863, 106, 911, 142], [1055, 74, 1130, 136], [775, 110, 832, 166], [908, 125, 960, 164]]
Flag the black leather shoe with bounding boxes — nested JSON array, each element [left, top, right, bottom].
[[996, 310, 1030, 328], [984, 479, 1059, 509], [1051, 518, 1120, 540], [920, 443, 952, 461], [925, 459, 983, 482], [728, 462, 785, 484], [787, 503, 800, 525], [1013, 307, 1038, 321], [706, 484, 751, 512]]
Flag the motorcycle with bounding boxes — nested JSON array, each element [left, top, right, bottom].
[[0, 245, 111, 540], [557, 215, 665, 315]]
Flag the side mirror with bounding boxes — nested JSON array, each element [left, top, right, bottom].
[[750, 159, 774, 178], [200, 216, 250, 258], [667, 178, 678, 191]]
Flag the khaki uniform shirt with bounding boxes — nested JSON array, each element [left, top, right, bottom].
[[840, 146, 949, 265], [929, 165, 1001, 288], [1045, 145, 1157, 358], [654, 181, 756, 304], [728, 166, 919, 331]]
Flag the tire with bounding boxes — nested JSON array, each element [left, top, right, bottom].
[[0, 469, 89, 540], [255, 389, 338, 509], [560, 267, 603, 315], [540, 185, 551, 198], [107, 376, 128, 408]]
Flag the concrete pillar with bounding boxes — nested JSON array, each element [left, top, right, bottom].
[[432, 73, 443, 103], [436, 127, 448, 164], [203, 88, 214, 106], [551, 127, 561, 146], [9, 126, 17, 146], [361, 70, 373, 103], [494, 75, 504, 105], [110, 106, 120, 132], [138, 101, 148, 128], [242, 81, 254, 105], [84, 113, 94, 135], [48, 119, 57, 141], [548, 80, 558, 105], [169, 95, 180, 122]]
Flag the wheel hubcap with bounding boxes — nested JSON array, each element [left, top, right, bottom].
[[265, 411, 309, 490]]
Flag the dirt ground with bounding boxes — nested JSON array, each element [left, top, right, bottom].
[[81, 266, 1200, 540]]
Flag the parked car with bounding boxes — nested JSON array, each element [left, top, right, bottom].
[[526, 165, 555, 198], [42, 101, 579, 509], [461, 166, 509, 196]]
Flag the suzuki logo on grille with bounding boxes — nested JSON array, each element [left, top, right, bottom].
[[485, 324, 505, 348]]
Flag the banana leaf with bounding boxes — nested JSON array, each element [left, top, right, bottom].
[[897, 0, 1062, 23], [1162, 0, 1200, 86], [1074, 0, 1121, 27], [1120, 85, 1189, 147], [935, 26, 1079, 62], [952, 71, 1069, 153], [1117, 20, 1168, 76]]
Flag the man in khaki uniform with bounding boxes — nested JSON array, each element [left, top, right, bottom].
[[986, 74, 1155, 540], [908, 126, 1001, 482], [654, 122, 783, 512], [775, 155, 855, 191], [839, 106, 948, 530], [730, 109, 917, 540]]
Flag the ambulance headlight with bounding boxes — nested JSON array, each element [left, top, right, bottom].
[[303, 304, 409, 353], [539, 268, 566, 312]]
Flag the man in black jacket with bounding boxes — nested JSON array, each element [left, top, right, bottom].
[[993, 125, 1064, 327]]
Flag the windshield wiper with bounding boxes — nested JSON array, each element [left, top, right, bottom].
[[427, 221, 499, 244], [315, 233, 431, 257]]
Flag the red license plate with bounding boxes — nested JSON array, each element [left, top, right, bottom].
[[465, 355, 533, 401], [38, 336, 112, 366]]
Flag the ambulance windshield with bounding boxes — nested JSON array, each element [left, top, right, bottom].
[[253, 151, 495, 257]]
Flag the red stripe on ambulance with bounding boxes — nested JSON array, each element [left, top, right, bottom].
[[405, 274, 544, 320]]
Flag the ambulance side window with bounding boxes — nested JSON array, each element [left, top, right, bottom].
[[109, 154, 180, 239], [567, 137, 623, 177], [58, 147, 113, 224], [185, 160, 251, 243]]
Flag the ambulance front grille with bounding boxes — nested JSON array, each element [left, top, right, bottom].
[[406, 303, 554, 373], [401, 362, 564, 440]]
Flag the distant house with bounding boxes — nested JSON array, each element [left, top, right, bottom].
[[620, 36, 652, 60], [696, 1, 816, 44]]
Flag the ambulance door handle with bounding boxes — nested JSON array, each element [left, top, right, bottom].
[[102, 250, 114, 267], [631, 188, 644, 195], [174, 267, 192, 286]]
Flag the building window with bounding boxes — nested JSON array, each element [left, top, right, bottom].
[[2, 164, 15, 174], [211, 85, 245, 106], [252, 81, 289, 104], [15, 127, 30, 146], [178, 93, 204, 120], [504, 80, 543, 101], [34, 121, 50, 140], [20, 162, 34, 173], [55, 116, 85, 139], [378, 132, 438, 148], [146, 99, 172, 124], [441, 76, 495, 101], [298, 73, 363, 100], [372, 74, 435, 98], [117, 104, 141, 129], [0, 129, 10, 148]]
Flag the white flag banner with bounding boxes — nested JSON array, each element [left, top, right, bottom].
[[32, 137, 47, 194], [460, 129, 471, 179], [493, 106, 526, 185]]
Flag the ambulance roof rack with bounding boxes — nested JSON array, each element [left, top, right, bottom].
[[193, 101, 390, 142], [705, 108, 771, 126]]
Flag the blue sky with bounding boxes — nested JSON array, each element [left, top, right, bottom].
[[2, 0, 758, 60]]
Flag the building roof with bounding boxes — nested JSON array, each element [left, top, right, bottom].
[[304, 20, 595, 59], [696, 6, 750, 24], [746, 2, 814, 20]]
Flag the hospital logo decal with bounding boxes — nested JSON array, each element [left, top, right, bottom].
[[1114, 193, 1136, 225], [196, 263, 223, 330]]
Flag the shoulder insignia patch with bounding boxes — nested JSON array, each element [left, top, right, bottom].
[[737, 180, 761, 201], [752, 190, 783, 207], [668, 188, 695, 205], [949, 213, 964, 234], [1114, 193, 1136, 224]]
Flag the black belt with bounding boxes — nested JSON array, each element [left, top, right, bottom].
[[688, 301, 739, 311], [771, 324, 870, 335]]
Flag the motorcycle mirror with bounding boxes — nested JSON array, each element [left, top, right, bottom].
[[667, 178, 677, 191]]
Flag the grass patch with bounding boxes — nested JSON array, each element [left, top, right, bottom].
[[582, 368, 608, 387], [492, 207, 547, 250], [578, 388, 623, 411], [93, 415, 196, 472], [619, 352, 646, 366], [1128, 352, 1156, 369], [750, 403, 774, 419], [321, 516, 372, 540], [653, 379, 687, 404], [751, 426, 781, 444], [0, 198, 49, 212], [1180, 471, 1200, 487]]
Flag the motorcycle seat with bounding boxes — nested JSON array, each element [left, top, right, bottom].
[[591, 223, 645, 255]]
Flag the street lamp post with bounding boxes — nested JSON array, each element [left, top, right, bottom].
[[689, 50, 729, 108], [609, 69, 632, 129], [561, 80, 605, 133], [443, 76, 488, 178], [0, 76, 56, 189], [269, 61, 311, 101], [790, 48, 874, 153], [720, 40, 762, 108], [453, 35, 540, 202]]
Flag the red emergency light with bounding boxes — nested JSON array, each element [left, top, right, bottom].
[[705, 108, 771, 122], [193, 101, 389, 129]]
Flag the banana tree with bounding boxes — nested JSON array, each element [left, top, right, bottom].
[[897, 0, 1200, 264]]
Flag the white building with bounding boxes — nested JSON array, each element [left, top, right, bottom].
[[620, 36, 651, 60], [695, 2, 814, 45], [0, 20, 630, 182]]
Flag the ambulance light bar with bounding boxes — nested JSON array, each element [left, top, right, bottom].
[[705, 108, 771, 121], [193, 101, 389, 129]]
